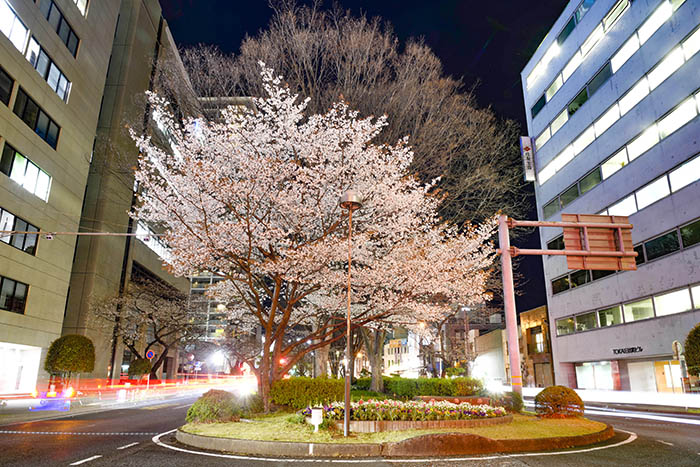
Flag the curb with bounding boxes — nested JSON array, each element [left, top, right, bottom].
[[175, 423, 615, 458]]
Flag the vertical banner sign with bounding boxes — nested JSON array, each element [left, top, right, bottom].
[[520, 136, 536, 182]]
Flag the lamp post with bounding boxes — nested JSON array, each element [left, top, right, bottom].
[[339, 190, 362, 437]]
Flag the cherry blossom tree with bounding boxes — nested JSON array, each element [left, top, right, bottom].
[[131, 64, 496, 410]]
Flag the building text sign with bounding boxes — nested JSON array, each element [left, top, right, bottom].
[[612, 346, 643, 355], [520, 136, 536, 182]]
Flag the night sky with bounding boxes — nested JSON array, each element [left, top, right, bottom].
[[160, 0, 569, 313]]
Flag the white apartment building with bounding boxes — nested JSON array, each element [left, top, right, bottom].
[[521, 0, 700, 393]]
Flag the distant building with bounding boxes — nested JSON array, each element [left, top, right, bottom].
[[472, 329, 508, 385], [521, 0, 700, 392], [519, 306, 555, 388], [383, 334, 421, 378]]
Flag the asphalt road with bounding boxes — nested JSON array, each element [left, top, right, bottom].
[[1, 398, 699, 466]]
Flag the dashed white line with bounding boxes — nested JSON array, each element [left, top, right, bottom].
[[0, 430, 157, 435], [656, 440, 674, 446], [69, 455, 102, 465], [152, 428, 639, 463], [117, 442, 139, 450]]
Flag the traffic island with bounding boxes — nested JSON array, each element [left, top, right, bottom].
[[176, 414, 614, 458]]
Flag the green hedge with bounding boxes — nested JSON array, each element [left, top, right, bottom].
[[186, 389, 263, 423], [270, 377, 343, 409], [352, 377, 484, 398]]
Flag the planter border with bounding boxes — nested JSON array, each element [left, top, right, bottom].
[[176, 422, 615, 458]]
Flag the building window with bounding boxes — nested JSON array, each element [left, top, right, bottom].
[[25, 38, 71, 101], [547, 235, 564, 250], [658, 97, 697, 139], [12, 89, 60, 149], [552, 276, 570, 295], [557, 17, 576, 46], [0, 275, 28, 314], [598, 305, 622, 327], [560, 184, 579, 208], [556, 317, 575, 336], [0, 207, 39, 255], [0, 144, 52, 201], [543, 198, 560, 219], [72, 0, 88, 16], [680, 219, 700, 248], [39, 1, 80, 56], [644, 231, 679, 261], [635, 176, 670, 210], [568, 89, 588, 116], [692, 285, 700, 308], [591, 269, 615, 281], [602, 0, 629, 31], [575, 311, 598, 332], [0, 0, 29, 52], [623, 298, 654, 323], [579, 168, 602, 195], [587, 62, 612, 96], [654, 289, 692, 317], [0, 64, 12, 106], [570, 270, 589, 288], [634, 245, 645, 265], [638, 1, 673, 46], [531, 95, 546, 119]]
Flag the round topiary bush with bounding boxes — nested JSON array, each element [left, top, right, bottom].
[[686, 322, 700, 377], [44, 335, 95, 375], [127, 358, 152, 379], [186, 390, 241, 423], [534, 385, 584, 418]]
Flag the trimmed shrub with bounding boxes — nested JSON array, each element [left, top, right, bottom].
[[44, 335, 95, 375], [452, 377, 484, 396], [186, 390, 241, 423], [353, 378, 372, 391], [385, 377, 419, 398], [686, 323, 700, 377], [491, 391, 523, 413], [270, 377, 343, 409], [534, 385, 584, 418], [127, 358, 152, 379]]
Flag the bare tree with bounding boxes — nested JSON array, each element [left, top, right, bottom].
[[178, 2, 529, 226], [92, 277, 204, 379]]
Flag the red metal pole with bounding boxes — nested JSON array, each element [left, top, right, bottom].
[[498, 215, 522, 395], [344, 209, 353, 437]]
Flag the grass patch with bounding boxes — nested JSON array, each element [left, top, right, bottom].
[[687, 408, 700, 414], [181, 413, 606, 444]]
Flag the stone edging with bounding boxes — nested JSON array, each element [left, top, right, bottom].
[[175, 423, 615, 458], [334, 414, 512, 433]]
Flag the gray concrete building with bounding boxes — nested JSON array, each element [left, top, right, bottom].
[[1, 0, 190, 394], [521, 0, 700, 393]]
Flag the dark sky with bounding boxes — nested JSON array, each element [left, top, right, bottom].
[[160, 0, 569, 313]]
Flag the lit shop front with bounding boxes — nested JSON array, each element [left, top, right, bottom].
[[0, 342, 41, 394], [574, 355, 686, 393]]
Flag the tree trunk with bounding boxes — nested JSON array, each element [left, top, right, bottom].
[[361, 328, 385, 393], [314, 344, 329, 378]]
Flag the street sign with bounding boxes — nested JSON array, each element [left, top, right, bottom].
[[520, 136, 536, 182], [146, 349, 155, 360], [562, 214, 636, 271]]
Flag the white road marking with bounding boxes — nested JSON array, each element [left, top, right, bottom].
[[117, 442, 140, 450], [69, 455, 102, 465], [152, 428, 638, 463], [586, 409, 700, 426], [174, 404, 191, 409], [656, 440, 673, 446], [0, 430, 157, 435]]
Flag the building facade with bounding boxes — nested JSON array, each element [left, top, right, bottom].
[[1, 0, 120, 394], [519, 306, 555, 388], [521, 0, 700, 392]]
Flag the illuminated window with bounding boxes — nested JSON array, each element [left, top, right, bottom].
[[598, 306, 622, 327], [623, 298, 654, 322], [72, 0, 88, 16], [0, 0, 28, 52], [669, 155, 700, 192], [546, 75, 563, 102], [539, 163, 556, 184], [594, 104, 620, 136], [601, 148, 628, 179], [626, 124, 659, 161], [619, 78, 649, 116], [692, 285, 700, 308], [635, 176, 669, 210], [555, 317, 575, 335], [581, 23, 604, 57], [25, 38, 71, 101], [611, 34, 640, 73], [0, 207, 39, 255], [682, 26, 700, 60], [535, 128, 551, 150], [603, 0, 629, 31], [0, 144, 52, 201], [608, 194, 636, 216], [551, 109, 568, 135], [575, 311, 598, 331], [658, 98, 697, 139], [654, 289, 692, 316], [573, 126, 595, 155], [647, 47, 684, 91], [638, 1, 673, 45], [562, 51, 582, 81], [552, 145, 574, 171]]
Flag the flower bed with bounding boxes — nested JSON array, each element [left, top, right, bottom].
[[304, 399, 508, 422]]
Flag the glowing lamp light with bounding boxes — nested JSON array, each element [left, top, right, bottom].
[[210, 350, 225, 367], [63, 387, 75, 398]]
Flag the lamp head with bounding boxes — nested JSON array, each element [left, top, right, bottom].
[[339, 190, 362, 211]]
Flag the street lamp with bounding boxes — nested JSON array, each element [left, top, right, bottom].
[[339, 190, 362, 437]]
